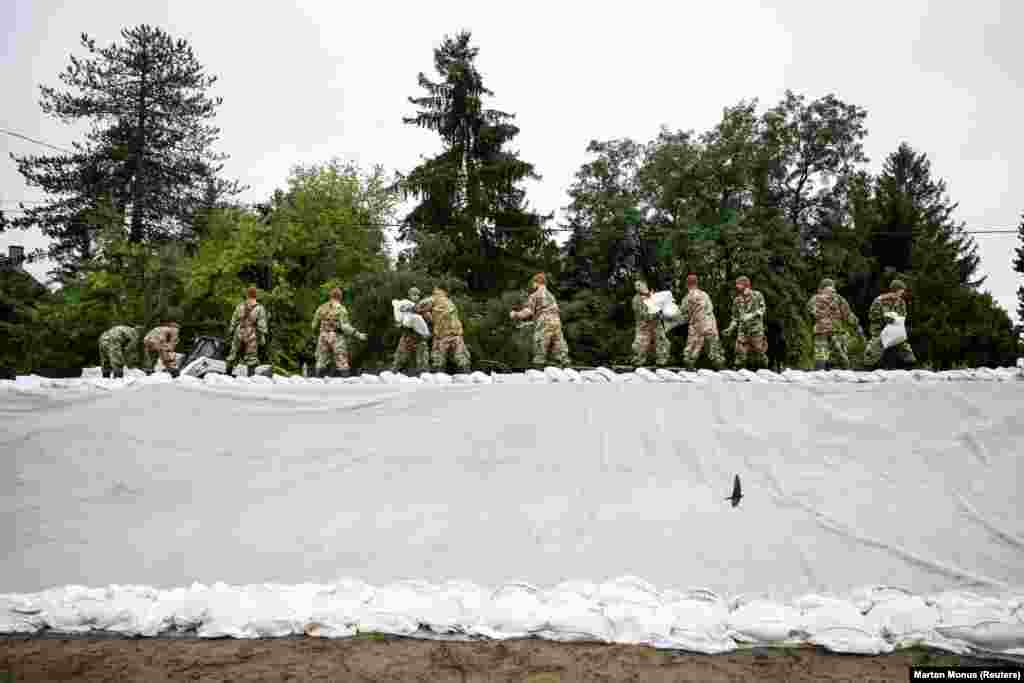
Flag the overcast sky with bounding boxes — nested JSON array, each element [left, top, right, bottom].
[[2, 0, 1021, 322]]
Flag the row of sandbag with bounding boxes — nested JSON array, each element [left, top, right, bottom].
[[1, 577, 1021, 656]]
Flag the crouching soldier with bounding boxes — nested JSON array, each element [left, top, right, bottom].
[[313, 287, 367, 378], [98, 324, 141, 379], [863, 279, 916, 369], [678, 274, 725, 370], [143, 319, 181, 377], [807, 278, 864, 371], [417, 285, 471, 373], [392, 286, 430, 375], [631, 279, 670, 367], [722, 276, 769, 369], [510, 272, 570, 368], [225, 287, 269, 377]]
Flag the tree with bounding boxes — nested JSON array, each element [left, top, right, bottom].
[[1015, 212, 1024, 323], [9, 25, 243, 280], [397, 31, 554, 293]]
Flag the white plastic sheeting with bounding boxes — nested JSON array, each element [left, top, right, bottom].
[[2, 366, 1022, 655]]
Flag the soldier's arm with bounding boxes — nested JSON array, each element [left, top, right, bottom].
[[677, 294, 690, 324], [337, 307, 358, 336], [517, 291, 539, 321], [753, 292, 766, 319], [414, 297, 432, 319], [311, 307, 321, 334], [634, 296, 655, 322], [228, 305, 240, 335], [806, 295, 817, 317]]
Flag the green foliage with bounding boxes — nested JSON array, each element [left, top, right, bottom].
[[1015, 212, 1024, 323]]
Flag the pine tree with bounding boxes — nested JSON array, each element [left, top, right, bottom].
[[1014, 212, 1024, 324], [10, 25, 242, 280], [397, 31, 553, 293]]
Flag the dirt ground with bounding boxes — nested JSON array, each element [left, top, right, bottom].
[[1, 635, 1018, 683]]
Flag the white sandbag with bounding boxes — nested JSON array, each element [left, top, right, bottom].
[[881, 316, 907, 349], [935, 622, 1024, 652], [472, 583, 547, 639], [392, 299, 431, 338], [655, 368, 683, 383], [581, 370, 608, 383], [864, 595, 939, 640], [737, 369, 760, 382], [697, 369, 722, 381], [536, 589, 615, 643], [643, 291, 681, 319], [653, 597, 736, 654], [378, 371, 400, 384], [595, 367, 618, 382], [470, 371, 492, 384], [562, 368, 583, 383], [755, 369, 783, 382], [634, 368, 661, 383], [726, 600, 805, 644], [526, 369, 548, 383], [433, 373, 453, 385], [604, 601, 674, 645], [719, 370, 746, 382], [360, 374, 382, 384], [543, 367, 568, 382], [453, 373, 474, 384]]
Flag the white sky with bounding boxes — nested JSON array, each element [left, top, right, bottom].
[[2, 0, 1021, 323]]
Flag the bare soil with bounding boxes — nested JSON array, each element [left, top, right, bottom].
[[1, 635, 1016, 682]]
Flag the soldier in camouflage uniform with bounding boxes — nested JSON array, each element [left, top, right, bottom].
[[863, 279, 916, 368], [631, 279, 670, 367], [225, 287, 270, 377], [98, 324, 140, 378], [807, 278, 864, 371], [510, 273, 570, 368], [721, 276, 769, 369], [392, 286, 430, 374], [678, 274, 725, 370], [143, 320, 181, 377], [416, 285, 471, 373], [313, 288, 367, 378]]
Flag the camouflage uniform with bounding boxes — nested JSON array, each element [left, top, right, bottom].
[[416, 291, 471, 372], [807, 281, 861, 369], [722, 288, 769, 369], [863, 289, 915, 368], [392, 288, 430, 373], [678, 288, 725, 369], [143, 323, 180, 371], [98, 325, 139, 378], [225, 299, 269, 372], [631, 292, 670, 366], [313, 300, 363, 373], [511, 284, 570, 367]]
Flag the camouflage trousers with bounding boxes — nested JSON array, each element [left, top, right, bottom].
[[683, 330, 725, 369], [392, 332, 429, 372], [863, 337, 916, 368], [432, 334, 471, 372], [98, 336, 132, 373], [632, 326, 670, 366], [316, 330, 350, 371], [813, 333, 850, 368], [226, 333, 261, 367], [734, 334, 769, 369], [143, 341, 178, 370], [531, 319, 570, 367]]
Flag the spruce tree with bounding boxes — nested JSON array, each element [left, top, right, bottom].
[[10, 25, 242, 280], [1014, 212, 1024, 324], [397, 31, 553, 293]]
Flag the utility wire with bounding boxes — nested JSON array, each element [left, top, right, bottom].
[[1, 128, 76, 154]]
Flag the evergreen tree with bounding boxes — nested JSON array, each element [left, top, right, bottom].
[[397, 31, 553, 293], [1015, 212, 1024, 323], [10, 25, 243, 280]]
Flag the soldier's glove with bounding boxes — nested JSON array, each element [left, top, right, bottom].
[[509, 311, 518, 321], [357, 332, 368, 342], [857, 324, 866, 338]]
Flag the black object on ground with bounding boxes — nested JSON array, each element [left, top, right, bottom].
[[726, 475, 743, 508], [180, 336, 225, 369]]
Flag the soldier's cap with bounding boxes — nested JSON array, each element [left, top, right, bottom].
[[330, 287, 342, 299], [246, 286, 258, 298], [533, 272, 546, 286], [736, 276, 751, 287], [434, 285, 448, 294], [820, 278, 835, 289], [686, 274, 698, 286], [409, 286, 421, 299], [890, 279, 907, 290]]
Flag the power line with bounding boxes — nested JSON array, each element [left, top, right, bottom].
[[1, 128, 75, 154]]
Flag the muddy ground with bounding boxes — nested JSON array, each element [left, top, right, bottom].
[[1, 635, 1019, 682]]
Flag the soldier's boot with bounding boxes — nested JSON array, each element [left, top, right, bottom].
[[168, 368, 180, 378], [337, 369, 351, 379], [318, 367, 331, 379], [113, 368, 124, 380], [814, 361, 827, 372], [225, 362, 235, 377], [101, 367, 111, 379], [247, 364, 258, 378]]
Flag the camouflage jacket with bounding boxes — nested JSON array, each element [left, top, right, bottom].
[[100, 325, 139, 349], [678, 288, 718, 335], [416, 294, 464, 339], [868, 292, 907, 338], [144, 324, 179, 350], [728, 290, 766, 336], [632, 293, 660, 334], [513, 286, 561, 325], [806, 288, 859, 335], [312, 300, 357, 337], [230, 300, 269, 344]]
